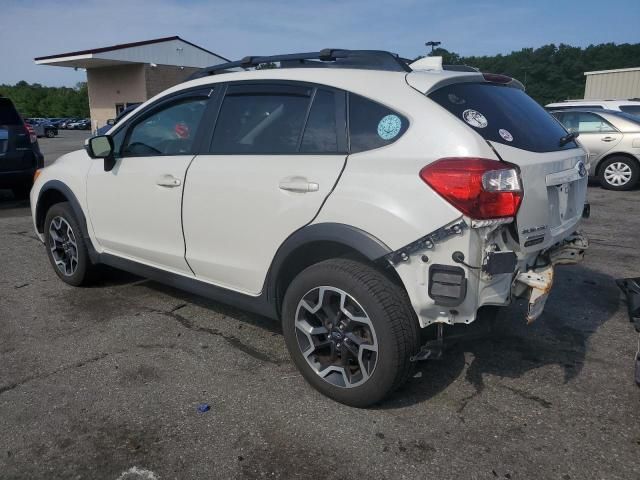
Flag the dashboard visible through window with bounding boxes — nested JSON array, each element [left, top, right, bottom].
[[121, 96, 208, 157]]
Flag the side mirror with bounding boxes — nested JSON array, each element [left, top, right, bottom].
[[85, 135, 116, 171], [107, 119, 115, 126]]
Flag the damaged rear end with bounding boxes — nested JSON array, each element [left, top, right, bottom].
[[392, 72, 589, 326]]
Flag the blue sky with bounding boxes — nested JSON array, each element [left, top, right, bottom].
[[1, 0, 639, 87]]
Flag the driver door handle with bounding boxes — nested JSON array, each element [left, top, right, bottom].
[[156, 174, 182, 188]]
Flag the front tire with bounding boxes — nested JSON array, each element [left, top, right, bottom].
[[598, 156, 639, 190], [282, 259, 419, 407], [44, 202, 98, 286]]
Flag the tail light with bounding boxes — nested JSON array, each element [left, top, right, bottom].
[[420, 157, 523, 219], [24, 123, 37, 143]]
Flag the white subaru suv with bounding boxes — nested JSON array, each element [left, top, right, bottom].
[[31, 50, 589, 407]]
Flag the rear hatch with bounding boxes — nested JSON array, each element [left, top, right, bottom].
[[425, 80, 587, 253], [0, 97, 35, 172]]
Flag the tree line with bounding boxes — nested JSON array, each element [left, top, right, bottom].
[[1, 42, 638, 116], [0, 81, 89, 118], [429, 42, 640, 105]]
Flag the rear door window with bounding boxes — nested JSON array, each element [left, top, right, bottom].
[[211, 84, 311, 154], [554, 112, 617, 133], [429, 83, 577, 152], [349, 94, 408, 153]]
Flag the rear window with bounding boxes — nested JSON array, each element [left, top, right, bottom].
[[0, 98, 23, 125], [619, 105, 640, 116], [429, 83, 577, 152]]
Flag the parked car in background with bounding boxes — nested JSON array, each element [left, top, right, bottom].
[[546, 99, 640, 117], [67, 119, 91, 130], [0, 96, 44, 198], [60, 118, 79, 129], [96, 103, 142, 135], [25, 118, 58, 138], [551, 109, 640, 190], [31, 49, 589, 406], [47, 118, 65, 128]]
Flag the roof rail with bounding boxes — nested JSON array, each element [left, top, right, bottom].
[[187, 49, 411, 80]]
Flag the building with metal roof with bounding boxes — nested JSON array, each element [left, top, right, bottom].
[[584, 67, 640, 100], [35, 36, 228, 130]]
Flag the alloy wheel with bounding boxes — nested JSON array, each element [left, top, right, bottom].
[[604, 161, 632, 187], [294, 286, 378, 388], [48, 216, 79, 276]]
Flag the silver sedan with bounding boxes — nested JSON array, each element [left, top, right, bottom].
[[551, 109, 640, 190]]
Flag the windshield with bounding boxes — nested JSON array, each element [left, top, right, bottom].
[[429, 83, 577, 152]]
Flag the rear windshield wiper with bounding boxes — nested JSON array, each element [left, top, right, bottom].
[[559, 131, 579, 147]]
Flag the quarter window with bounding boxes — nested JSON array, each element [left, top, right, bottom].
[[121, 97, 208, 157], [211, 88, 311, 154], [349, 94, 408, 153]]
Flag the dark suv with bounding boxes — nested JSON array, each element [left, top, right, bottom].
[[0, 97, 44, 198]]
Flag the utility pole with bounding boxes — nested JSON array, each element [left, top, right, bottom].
[[425, 41, 441, 56], [522, 67, 529, 89]]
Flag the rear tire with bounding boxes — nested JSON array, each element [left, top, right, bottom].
[[598, 156, 639, 191], [44, 202, 98, 286], [282, 258, 420, 407], [45, 129, 55, 138]]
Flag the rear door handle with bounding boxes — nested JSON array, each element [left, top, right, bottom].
[[279, 177, 319, 193], [601, 136, 616, 142], [156, 174, 182, 188]]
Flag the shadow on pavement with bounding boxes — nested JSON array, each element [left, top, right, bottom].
[[97, 261, 620, 409], [380, 264, 620, 409]]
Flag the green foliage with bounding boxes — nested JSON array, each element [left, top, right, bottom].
[[0, 81, 89, 118], [2, 42, 639, 115], [428, 42, 640, 105]]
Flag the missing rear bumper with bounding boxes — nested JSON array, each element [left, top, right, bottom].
[[515, 265, 554, 323]]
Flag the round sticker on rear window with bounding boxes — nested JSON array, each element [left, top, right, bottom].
[[377, 114, 402, 140], [498, 128, 513, 142], [462, 109, 488, 128]]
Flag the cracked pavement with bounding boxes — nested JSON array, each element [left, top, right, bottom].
[[0, 132, 639, 479]]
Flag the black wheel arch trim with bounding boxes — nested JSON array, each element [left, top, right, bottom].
[[36, 180, 99, 262], [263, 222, 392, 305]]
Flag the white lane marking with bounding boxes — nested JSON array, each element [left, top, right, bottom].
[[116, 466, 159, 480]]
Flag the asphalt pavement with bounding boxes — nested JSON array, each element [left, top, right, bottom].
[[0, 131, 638, 479]]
